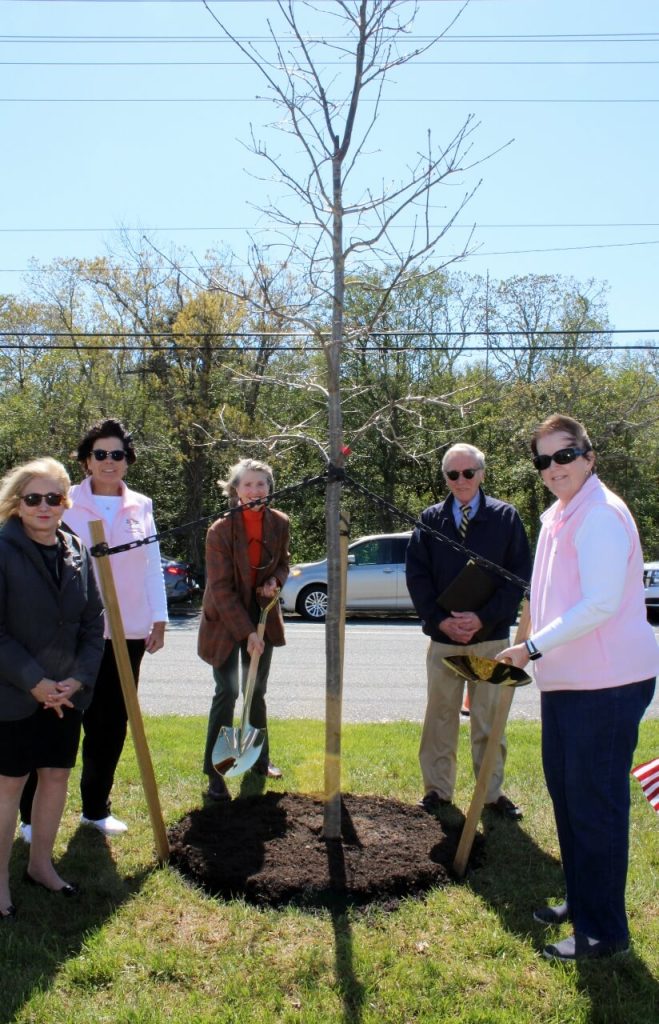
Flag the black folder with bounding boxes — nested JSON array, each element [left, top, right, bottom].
[[436, 559, 498, 613]]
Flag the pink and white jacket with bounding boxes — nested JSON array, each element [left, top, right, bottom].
[[64, 476, 168, 640], [530, 475, 659, 691]]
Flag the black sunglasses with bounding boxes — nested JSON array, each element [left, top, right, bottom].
[[21, 492, 65, 508], [91, 448, 127, 462], [445, 468, 480, 481], [532, 447, 590, 472]]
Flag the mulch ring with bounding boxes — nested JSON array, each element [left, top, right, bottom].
[[168, 791, 474, 910]]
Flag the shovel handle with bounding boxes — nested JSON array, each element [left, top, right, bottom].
[[241, 590, 280, 732]]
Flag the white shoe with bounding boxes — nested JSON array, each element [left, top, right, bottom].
[[19, 822, 32, 844], [80, 813, 128, 835]]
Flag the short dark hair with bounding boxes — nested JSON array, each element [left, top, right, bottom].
[[75, 418, 137, 466], [530, 414, 592, 457]]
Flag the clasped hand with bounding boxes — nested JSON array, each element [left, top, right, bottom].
[[31, 677, 82, 718], [439, 611, 482, 645]]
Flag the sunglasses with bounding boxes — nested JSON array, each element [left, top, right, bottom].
[[532, 447, 590, 472], [91, 448, 127, 462], [445, 468, 480, 481], [21, 492, 65, 508]]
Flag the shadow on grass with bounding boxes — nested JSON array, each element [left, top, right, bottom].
[[0, 825, 152, 1024], [324, 801, 368, 1024], [466, 814, 659, 1024]]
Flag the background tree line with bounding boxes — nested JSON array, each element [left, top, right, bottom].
[[1, 250, 657, 570]]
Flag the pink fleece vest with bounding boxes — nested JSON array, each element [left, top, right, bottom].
[[531, 476, 659, 691]]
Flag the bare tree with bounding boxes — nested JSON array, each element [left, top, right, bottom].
[[203, 0, 500, 835]]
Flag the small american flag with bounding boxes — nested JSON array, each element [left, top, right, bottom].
[[632, 758, 659, 814]]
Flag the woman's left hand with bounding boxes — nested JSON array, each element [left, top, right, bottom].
[[495, 643, 530, 669], [145, 621, 166, 654]]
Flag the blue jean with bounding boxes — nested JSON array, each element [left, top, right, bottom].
[[541, 678, 655, 946], [202, 639, 274, 776]]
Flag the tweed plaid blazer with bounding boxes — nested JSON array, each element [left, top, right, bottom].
[[197, 505, 290, 668]]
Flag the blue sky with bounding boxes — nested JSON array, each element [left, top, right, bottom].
[[2, 0, 658, 340]]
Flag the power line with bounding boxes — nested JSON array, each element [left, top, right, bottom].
[[2, 236, 659, 271], [3, 223, 659, 233], [2, 97, 658, 103], [1, 329, 656, 339], [3, 59, 658, 67], [0, 342, 654, 355], [2, 33, 657, 43]]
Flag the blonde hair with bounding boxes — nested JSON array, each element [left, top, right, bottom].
[[0, 457, 72, 524], [219, 458, 274, 508]]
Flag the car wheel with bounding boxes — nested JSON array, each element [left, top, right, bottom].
[[298, 584, 328, 622]]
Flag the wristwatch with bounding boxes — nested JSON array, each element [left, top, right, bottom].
[[525, 639, 542, 661]]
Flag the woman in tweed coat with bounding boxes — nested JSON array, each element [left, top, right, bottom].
[[198, 459, 290, 801]]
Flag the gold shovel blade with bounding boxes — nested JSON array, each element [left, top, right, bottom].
[[442, 654, 531, 688]]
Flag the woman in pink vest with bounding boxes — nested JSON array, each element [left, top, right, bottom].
[[499, 414, 658, 962]]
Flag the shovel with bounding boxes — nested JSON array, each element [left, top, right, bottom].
[[211, 590, 280, 779]]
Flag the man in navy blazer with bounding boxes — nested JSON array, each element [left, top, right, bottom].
[[406, 443, 531, 819]]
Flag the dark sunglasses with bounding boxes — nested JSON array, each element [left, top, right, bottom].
[[21, 492, 65, 508], [445, 468, 480, 481], [532, 447, 590, 472], [91, 448, 127, 462], [248, 539, 274, 572]]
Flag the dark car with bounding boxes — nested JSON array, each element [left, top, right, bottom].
[[161, 554, 201, 605]]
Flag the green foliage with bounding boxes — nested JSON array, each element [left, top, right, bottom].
[[1, 263, 657, 567]]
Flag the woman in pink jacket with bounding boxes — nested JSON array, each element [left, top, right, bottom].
[[499, 414, 658, 962], [20, 419, 168, 838]]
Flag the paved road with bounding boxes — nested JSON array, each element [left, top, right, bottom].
[[138, 610, 659, 723]]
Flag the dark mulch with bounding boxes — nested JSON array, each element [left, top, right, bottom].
[[168, 791, 470, 909]]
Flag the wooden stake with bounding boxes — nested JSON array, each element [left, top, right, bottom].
[[453, 599, 531, 878], [89, 521, 170, 864]]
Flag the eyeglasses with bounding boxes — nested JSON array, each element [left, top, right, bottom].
[[532, 447, 590, 472], [91, 448, 127, 462], [21, 492, 65, 508], [445, 468, 481, 481]]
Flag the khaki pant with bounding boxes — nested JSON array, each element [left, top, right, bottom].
[[419, 638, 507, 803]]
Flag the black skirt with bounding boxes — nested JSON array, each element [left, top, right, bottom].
[[0, 706, 82, 777]]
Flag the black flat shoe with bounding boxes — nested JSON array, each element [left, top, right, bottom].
[[0, 905, 17, 922], [24, 871, 80, 898]]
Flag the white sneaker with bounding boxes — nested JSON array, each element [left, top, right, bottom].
[[19, 822, 32, 844], [80, 814, 128, 835]]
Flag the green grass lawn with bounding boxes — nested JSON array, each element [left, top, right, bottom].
[[3, 717, 658, 1024]]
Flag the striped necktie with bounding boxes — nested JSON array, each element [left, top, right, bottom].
[[458, 504, 471, 542]]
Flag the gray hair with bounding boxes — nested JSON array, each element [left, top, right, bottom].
[[0, 457, 72, 523], [219, 457, 275, 508], [442, 444, 485, 473]]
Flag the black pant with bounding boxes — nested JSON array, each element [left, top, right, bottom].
[[20, 638, 146, 824]]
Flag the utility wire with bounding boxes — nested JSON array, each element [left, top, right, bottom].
[[2, 223, 658, 232], [1, 328, 656, 339], [3, 59, 658, 66], [2, 97, 657, 103], [2, 33, 657, 43]]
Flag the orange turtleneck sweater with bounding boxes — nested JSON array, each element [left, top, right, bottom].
[[242, 505, 265, 588]]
